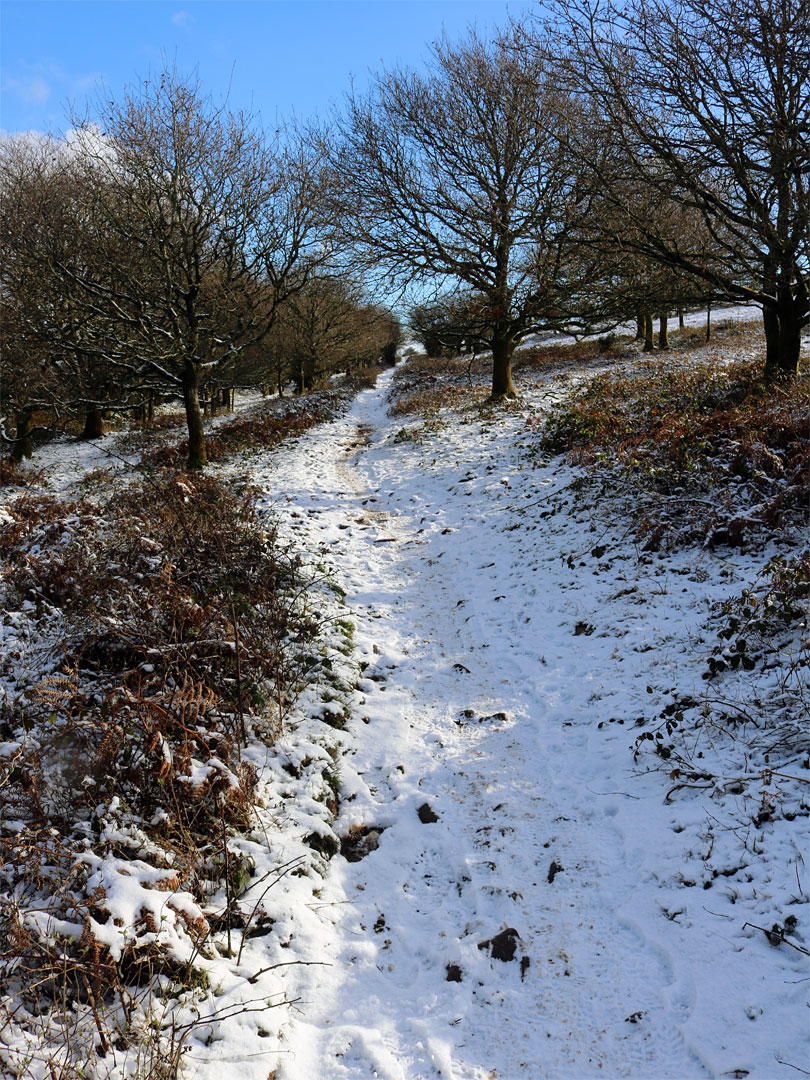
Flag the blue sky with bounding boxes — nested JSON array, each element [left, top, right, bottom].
[[1, 1, 535, 134]]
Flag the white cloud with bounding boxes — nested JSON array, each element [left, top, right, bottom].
[[72, 72, 104, 94], [171, 11, 194, 28], [4, 75, 51, 104]]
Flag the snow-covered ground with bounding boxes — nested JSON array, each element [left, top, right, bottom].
[[226, 359, 806, 1080], [1, 315, 807, 1080]]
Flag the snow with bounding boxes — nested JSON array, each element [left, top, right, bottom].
[[76, 853, 207, 962], [1, 315, 807, 1079], [519, 303, 761, 350], [223, 344, 805, 1078]]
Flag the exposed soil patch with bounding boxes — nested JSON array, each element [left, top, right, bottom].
[[417, 802, 440, 823], [478, 927, 521, 962], [340, 824, 387, 862]]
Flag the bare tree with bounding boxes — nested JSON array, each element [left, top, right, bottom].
[[56, 69, 333, 467], [0, 133, 130, 454], [334, 25, 597, 398], [547, 0, 809, 376]]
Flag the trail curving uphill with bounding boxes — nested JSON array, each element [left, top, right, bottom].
[[245, 363, 804, 1080]]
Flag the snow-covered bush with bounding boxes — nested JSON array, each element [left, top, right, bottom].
[[0, 470, 326, 1074]]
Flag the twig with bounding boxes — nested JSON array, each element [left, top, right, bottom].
[[248, 960, 331, 984], [764, 769, 810, 786], [699, 697, 760, 727], [231, 599, 246, 756], [502, 482, 572, 514], [235, 856, 307, 966], [743, 923, 810, 955], [665, 782, 713, 802], [221, 798, 232, 956], [81, 974, 109, 1057], [584, 786, 639, 799], [775, 1059, 810, 1076], [171, 994, 297, 1033]]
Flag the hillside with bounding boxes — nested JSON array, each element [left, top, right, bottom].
[[1, 317, 808, 1080]]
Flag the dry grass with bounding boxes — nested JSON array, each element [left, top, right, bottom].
[[142, 406, 331, 468], [0, 471, 327, 1073], [540, 353, 809, 548], [0, 457, 35, 487], [389, 382, 489, 418], [513, 337, 617, 372]]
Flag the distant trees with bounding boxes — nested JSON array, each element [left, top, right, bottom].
[[349, 301, 402, 374], [586, 193, 726, 350], [259, 275, 401, 393], [335, 2, 807, 393], [1, 70, 337, 467], [0, 139, 50, 459], [408, 294, 491, 359], [72, 72, 338, 466], [2, 0, 807, 466], [549, 0, 809, 377], [0, 133, 127, 454]]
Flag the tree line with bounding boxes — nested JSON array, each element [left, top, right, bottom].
[[0, 76, 401, 467], [2, 0, 807, 466]]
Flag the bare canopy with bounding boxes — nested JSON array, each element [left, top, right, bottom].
[[334, 25, 593, 398], [1, 69, 335, 468], [546, 0, 810, 376]]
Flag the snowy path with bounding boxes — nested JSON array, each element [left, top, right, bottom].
[[247, 368, 727, 1080], [3, 307, 804, 1080], [6, 342, 804, 1079]]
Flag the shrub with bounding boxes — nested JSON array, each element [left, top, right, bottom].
[[0, 471, 323, 1073], [540, 354, 810, 548]]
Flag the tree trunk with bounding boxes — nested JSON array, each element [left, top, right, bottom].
[[635, 313, 644, 341], [182, 364, 207, 469], [706, 302, 712, 342], [658, 312, 669, 350], [678, 308, 685, 329], [642, 313, 655, 352], [134, 395, 155, 425], [763, 292, 802, 379], [12, 409, 33, 460], [81, 408, 105, 439], [490, 332, 517, 399]]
